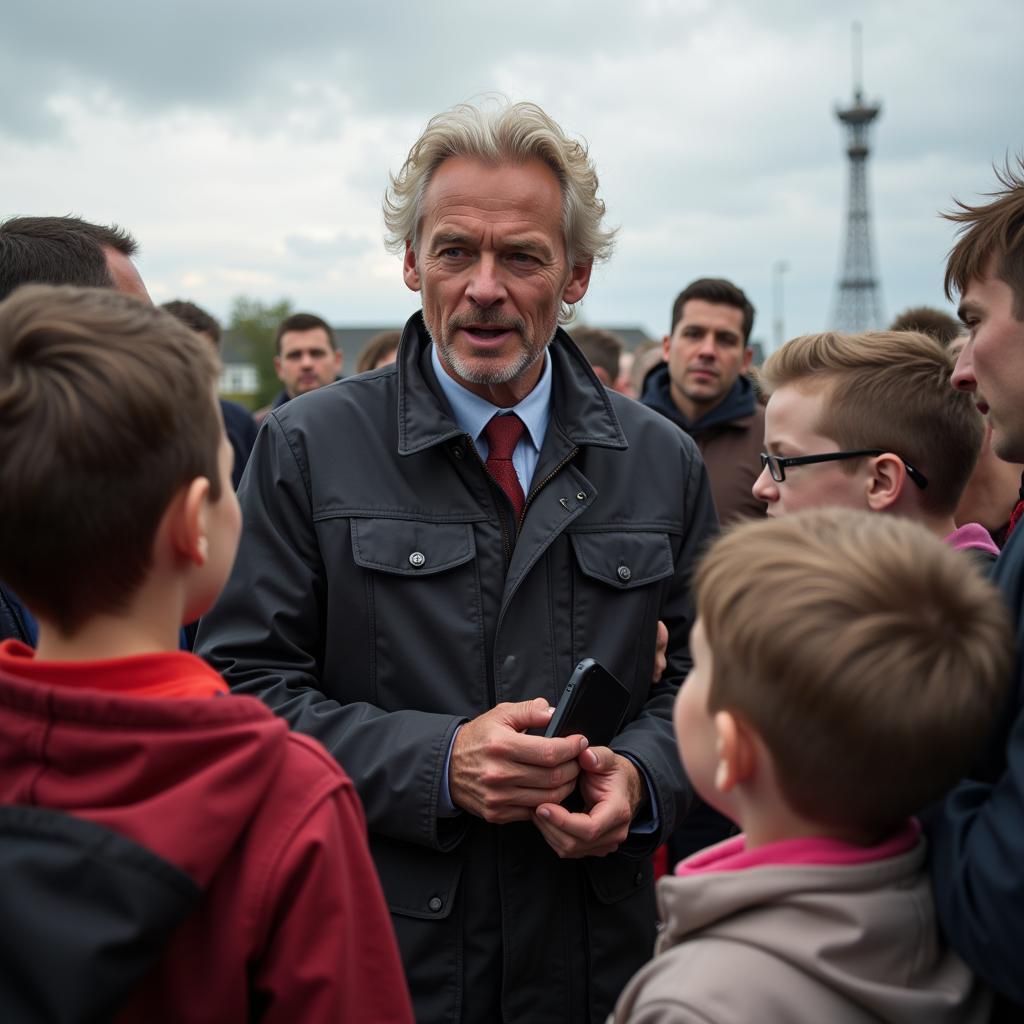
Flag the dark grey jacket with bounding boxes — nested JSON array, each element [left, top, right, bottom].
[[196, 313, 718, 1024]]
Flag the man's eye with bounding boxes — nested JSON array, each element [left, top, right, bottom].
[[440, 247, 466, 259], [509, 252, 538, 265]]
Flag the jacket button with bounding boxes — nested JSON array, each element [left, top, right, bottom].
[[409, 551, 426, 568], [617, 565, 632, 582], [634, 871, 644, 886], [428, 896, 443, 913], [452, 446, 465, 460]]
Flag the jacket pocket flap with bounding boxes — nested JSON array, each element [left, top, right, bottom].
[[351, 519, 476, 577], [371, 835, 463, 920], [584, 854, 653, 904], [571, 531, 673, 589]]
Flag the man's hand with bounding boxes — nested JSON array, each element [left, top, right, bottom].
[[533, 746, 644, 858], [449, 698, 586, 823]]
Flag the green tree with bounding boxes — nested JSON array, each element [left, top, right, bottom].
[[227, 295, 294, 410]]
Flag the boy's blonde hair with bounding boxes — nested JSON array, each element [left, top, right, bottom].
[[696, 508, 1010, 838], [761, 330, 982, 518], [0, 285, 222, 634]]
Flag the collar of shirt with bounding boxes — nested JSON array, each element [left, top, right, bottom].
[[430, 344, 551, 485]]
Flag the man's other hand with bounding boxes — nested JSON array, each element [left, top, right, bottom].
[[533, 747, 643, 858], [449, 698, 586, 823]]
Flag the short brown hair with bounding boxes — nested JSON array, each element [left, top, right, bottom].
[[696, 508, 1011, 839], [889, 305, 963, 346], [670, 277, 754, 343], [161, 299, 221, 346], [761, 330, 982, 518], [0, 215, 138, 301], [355, 330, 401, 374], [571, 326, 624, 382], [944, 158, 1024, 318], [275, 312, 335, 355], [0, 285, 223, 634]]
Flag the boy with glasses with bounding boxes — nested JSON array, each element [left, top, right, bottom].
[[752, 329, 997, 563]]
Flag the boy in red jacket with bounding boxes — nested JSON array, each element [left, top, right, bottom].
[[0, 284, 413, 1023]]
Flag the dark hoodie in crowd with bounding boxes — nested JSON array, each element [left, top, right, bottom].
[[642, 364, 766, 525]]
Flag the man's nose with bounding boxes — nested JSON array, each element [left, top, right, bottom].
[[466, 254, 508, 308], [695, 334, 716, 358], [951, 340, 977, 392]]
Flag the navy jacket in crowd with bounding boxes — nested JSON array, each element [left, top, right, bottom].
[[928, 523, 1024, 1019]]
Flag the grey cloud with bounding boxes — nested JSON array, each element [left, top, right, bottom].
[[285, 232, 373, 262]]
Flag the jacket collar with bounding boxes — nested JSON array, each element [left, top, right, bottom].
[[396, 312, 627, 456]]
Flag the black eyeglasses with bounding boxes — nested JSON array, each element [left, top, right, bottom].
[[759, 450, 928, 489]]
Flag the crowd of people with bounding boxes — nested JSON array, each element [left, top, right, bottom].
[[0, 97, 1022, 1023]]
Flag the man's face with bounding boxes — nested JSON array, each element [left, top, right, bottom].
[[103, 245, 151, 304], [274, 327, 342, 399], [953, 267, 1024, 462], [403, 155, 591, 407], [752, 382, 870, 516], [662, 299, 751, 420]]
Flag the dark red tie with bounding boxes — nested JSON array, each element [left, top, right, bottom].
[[484, 413, 526, 524]]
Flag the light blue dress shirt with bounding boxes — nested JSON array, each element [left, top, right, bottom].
[[430, 343, 551, 493]]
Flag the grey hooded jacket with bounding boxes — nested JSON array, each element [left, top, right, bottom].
[[611, 836, 990, 1024]]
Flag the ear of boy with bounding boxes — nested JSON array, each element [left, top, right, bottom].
[[865, 453, 906, 512], [168, 477, 213, 567], [712, 711, 755, 796]]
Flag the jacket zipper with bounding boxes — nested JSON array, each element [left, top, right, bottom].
[[521, 446, 579, 521]]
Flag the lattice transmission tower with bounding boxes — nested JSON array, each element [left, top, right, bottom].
[[831, 23, 884, 330]]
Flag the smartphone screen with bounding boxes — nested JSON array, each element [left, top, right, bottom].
[[544, 659, 631, 748]]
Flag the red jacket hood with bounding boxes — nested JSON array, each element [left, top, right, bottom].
[[0, 664, 291, 888]]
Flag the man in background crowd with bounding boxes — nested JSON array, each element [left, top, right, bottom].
[[161, 299, 258, 489], [642, 277, 765, 526], [255, 312, 341, 422], [572, 325, 625, 390], [890, 304, 963, 346]]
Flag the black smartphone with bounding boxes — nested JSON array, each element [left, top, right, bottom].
[[544, 659, 631, 748]]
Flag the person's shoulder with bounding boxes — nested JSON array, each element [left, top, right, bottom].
[[608, 390, 702, 459]]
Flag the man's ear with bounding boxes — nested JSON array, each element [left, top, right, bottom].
[[333, 349, 343, 375], [865, 453, 906, 512], [712, 710, 756, 793], [273, 354, 284, 384], [662, 334, 671, 361], [403, 240, 422, 293], [561, 260, 592, 306], [166, 477, 212, 567], [741, 345, 754, 374]]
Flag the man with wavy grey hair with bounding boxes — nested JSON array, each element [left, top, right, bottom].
[[198, 99, 715, 1023]]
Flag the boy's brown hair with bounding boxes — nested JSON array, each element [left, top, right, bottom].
[[695, 508, 1011, 839], [0, 285, 223, 634], [944, 157, 1024, 316], [761, 330, 982, 518]]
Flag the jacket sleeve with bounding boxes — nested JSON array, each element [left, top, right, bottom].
[[927, 705, 1024, 1004], [611, 442, 718, 850], [254, 774, 415, 1024], [196, 414, 467, 851]]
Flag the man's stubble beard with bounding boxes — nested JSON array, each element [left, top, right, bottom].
[[426, 306, 556, 387]]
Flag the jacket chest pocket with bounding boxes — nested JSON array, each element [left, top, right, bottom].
[[349, 518, 485, 715], [568, 530, 674, 697]]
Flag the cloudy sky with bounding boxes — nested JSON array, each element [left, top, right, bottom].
[[3, 0, 1021, 349]]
